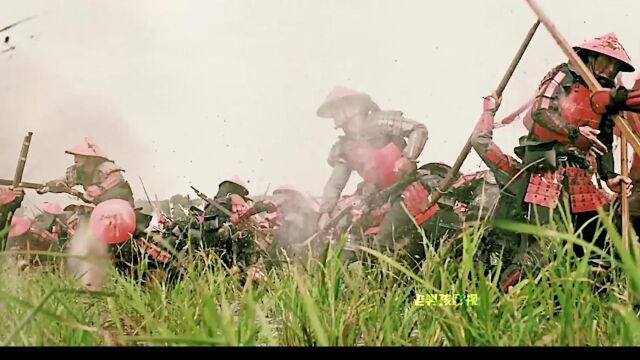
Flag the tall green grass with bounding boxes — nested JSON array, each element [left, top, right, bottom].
[[1, 210, 640, 346]]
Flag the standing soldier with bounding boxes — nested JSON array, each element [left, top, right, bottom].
[[29, 202, 71, 262], [517, 32, 640, 260], [36, 137, 134, 206], [470, 91, 546, 290], [315, 86, 429, 230], [471, 33, 640, 292]]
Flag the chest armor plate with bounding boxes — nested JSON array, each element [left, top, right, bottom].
[[528, 83, 603, 150], [346, 141, 402, 189]]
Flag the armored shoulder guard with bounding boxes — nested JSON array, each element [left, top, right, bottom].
[[64, 166, 78, 185], [370, 110, 428, 160], [539, 63, 574, 89], [96, 161, 125, 177], [370, 110, 415, 136]]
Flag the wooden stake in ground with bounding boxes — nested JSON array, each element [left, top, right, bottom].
[[12, 132, 33, 189], [615, 75, 632, 249], [425, 20, 540, 210], [621, 134, 630, 249], [3, 132, 33, 251]]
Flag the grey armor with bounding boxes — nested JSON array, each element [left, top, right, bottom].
[[319, 109, 429, 214]]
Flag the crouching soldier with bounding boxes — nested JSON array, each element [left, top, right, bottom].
[[27, 202, 72, 266], [37, 137, 134, 206]]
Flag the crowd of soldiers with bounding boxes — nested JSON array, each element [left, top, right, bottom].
[[2, 32, 640, 293]]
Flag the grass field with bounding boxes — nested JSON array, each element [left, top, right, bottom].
[[1, 210, 640, 346]]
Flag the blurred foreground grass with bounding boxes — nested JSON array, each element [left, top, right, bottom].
[[1, 210, 640, 346]]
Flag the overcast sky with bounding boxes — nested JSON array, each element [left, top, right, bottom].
[[1, 0, 639, 213]]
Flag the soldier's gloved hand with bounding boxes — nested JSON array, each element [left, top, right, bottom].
[[262, 201, 278, 213], [578, 127, 607, 155], [44, 180, 69, 194], [217, 223, 232, 238], [36, 185, 50, 195], [254, 200, 277, 214], [67, 188, 93, 203], [10, 187, 25, 198], [317, 212, 331, 231], [482, 91, 502, 114], [591, 86, 640, 114], [394, 157, 417, 178], [586, 148, 599, 170], [86, 185, 103, 199], [607, 175, 633, 197]]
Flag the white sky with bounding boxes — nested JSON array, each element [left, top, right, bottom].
[[1, 0, 639, 213]]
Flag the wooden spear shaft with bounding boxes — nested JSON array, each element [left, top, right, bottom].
[[425, 20, 540, 209], [616, 75, 635, 249], [13, 132, 33, 189], [621, 109, 640, 248], [621, 134, 630, 249]]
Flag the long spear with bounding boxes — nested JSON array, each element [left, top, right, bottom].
[[616, 75, 636, 250], [425, 20, 540, 209], [622, 131, 630, 248]]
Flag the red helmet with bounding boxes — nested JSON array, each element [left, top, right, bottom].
[[218, 176, 249, 197], [89, 199, 136, 244], [316, 86, 378, 118], [8, 216, 32, 238], [65, 137, 110, 160], [574, 33, 634, 72], [43, 202, 64, 216], [0, 187, 17, 206]]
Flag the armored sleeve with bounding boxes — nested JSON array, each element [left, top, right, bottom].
[[327, 140, 347, 167], [470, 111, 521, 188], [93, 161, 127, 193], [596, 117, 618, 181], [371, 110, 428, 160], [530, 65, 581, 143], [319, 162, 352, 214], [46, 166, 77, 190]]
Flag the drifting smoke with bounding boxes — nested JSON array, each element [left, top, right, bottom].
[[65, 217, 110, 292], [267, 192, 320, 262], [0, 53, 155, 212]]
